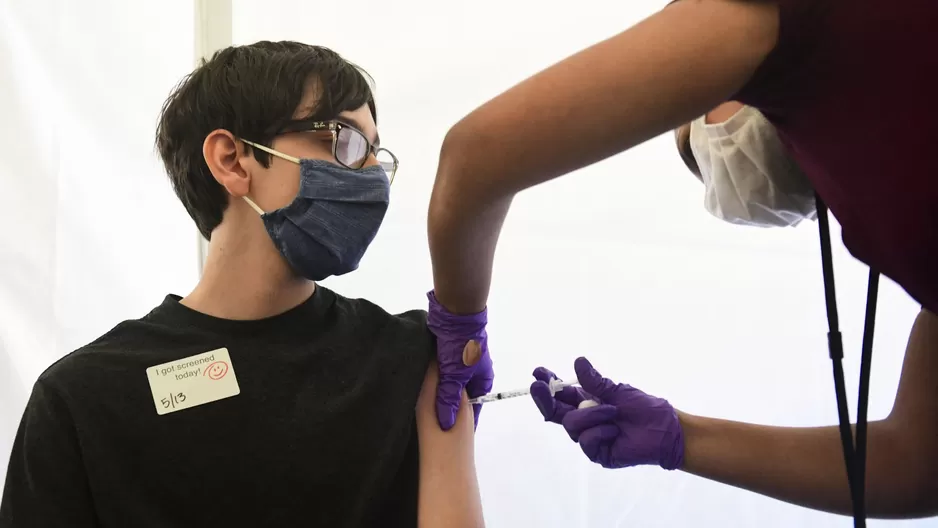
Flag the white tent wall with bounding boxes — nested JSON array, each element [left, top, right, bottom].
[[0, 0, 197, 484], [0, 1, 933, 526]]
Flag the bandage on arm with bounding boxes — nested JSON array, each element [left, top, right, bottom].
[[428, 0, 780, 313], [415, 362, 485, 528], [680, 308, 938, 518]]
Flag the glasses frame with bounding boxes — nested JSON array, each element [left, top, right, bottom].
[[276, 120, 398, 184]]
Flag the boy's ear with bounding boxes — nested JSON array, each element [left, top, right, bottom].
[[203, 129, 252, 197]]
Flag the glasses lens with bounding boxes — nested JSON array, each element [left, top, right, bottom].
[[336, 126, 369, 168], [375, 148, 398, 184]]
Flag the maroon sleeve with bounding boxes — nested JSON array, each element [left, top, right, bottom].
[[732, 0, 833, 112]]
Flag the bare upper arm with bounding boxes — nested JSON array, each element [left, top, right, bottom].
[[414, 363, 484, 528], [889, 310, 938, 423], [884, 308, 938, 509], [435, 0, 780, 206]]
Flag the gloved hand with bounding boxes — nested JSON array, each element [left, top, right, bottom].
[[530, 366, 595, 422], [426, 291, 494, 430], [530, 357, 684, 470]]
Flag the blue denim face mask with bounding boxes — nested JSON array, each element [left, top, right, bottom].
[[241, 141, 390, 281]]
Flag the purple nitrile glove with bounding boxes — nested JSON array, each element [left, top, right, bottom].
[[426, 291, 494, 431], [530, 357, 684, 470], [530, 366, 595, 423]]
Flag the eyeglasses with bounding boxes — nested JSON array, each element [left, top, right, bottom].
[[277, 120, 399, 184]]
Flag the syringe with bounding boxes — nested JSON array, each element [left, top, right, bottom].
[[468, 378, 578, 405]]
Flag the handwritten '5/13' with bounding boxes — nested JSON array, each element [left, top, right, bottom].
[[161, 393, 187, 409]]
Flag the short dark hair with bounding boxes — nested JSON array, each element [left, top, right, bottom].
[[674, 123, 701, 181], [156, 41, 377, 240]]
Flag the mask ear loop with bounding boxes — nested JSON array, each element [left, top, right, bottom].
[[242, 196, 265, 215], [239, 139, 302, 216]]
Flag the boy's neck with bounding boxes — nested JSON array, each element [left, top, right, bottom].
[[180, 227, 316, 321]]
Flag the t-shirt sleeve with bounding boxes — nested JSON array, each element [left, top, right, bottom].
[[392, 309, 436, 400], [0, 379, 99, 527], [373, 420, 419, 523]]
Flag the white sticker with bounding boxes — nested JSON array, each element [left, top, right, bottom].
[[146, 348, 240, 415]]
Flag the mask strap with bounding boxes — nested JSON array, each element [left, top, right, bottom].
[[242, 196, 265, 215], [239, 139, 300, 216], [816, 193, 879, 528]]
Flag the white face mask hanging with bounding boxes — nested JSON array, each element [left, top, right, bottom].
[[689, 105, 817, 228]]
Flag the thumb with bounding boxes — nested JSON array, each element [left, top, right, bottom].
[[574, 357, 619, 401], [435, 378, 464, 431]]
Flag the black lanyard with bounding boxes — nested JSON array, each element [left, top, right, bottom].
[[816, 194, 879, 527]]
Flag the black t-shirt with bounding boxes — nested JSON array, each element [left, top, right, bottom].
[[0, 286, 433, 527]]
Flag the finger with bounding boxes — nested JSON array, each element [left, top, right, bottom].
[[465, 371, 494, 400], [562, 404, 618, 442], [578, 424, 620, 466], [574, 357, 620, 401], [435, 378, 465, 431], [530, 381, 554, 419], [530, 381, 576, 424], [532, 367, 587, 407], [554, 385, 588, 408], [532, 366, 561, 383]]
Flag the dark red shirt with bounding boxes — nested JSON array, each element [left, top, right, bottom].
[[733, 0, 938, 312]]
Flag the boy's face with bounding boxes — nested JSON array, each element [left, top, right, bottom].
[[245, 86, 380, 214]]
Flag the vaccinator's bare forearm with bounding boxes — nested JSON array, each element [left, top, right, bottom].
[[680, 415, 916, 517], [680, 309, 938, 518]]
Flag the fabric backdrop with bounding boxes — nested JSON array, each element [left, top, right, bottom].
[[1, 1, 932, 525]]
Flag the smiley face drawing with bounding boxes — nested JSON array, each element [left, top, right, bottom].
[[204, 361, 229, 381]]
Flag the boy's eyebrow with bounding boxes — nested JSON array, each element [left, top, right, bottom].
[[336, 116, 380, 147]]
